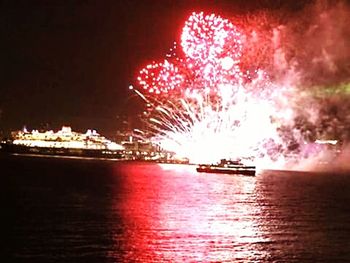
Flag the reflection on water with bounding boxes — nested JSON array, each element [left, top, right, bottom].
[[5, 156, 350, 262], [109, 163, 350, 262], [112, 163, 266, 262]]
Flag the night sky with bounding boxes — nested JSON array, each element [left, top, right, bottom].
[[0, 0, 321, 134]]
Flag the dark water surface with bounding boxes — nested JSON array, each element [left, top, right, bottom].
[[3, 154, 350, 262]]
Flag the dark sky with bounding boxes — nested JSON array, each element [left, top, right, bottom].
[[0, 0, 310, 134]]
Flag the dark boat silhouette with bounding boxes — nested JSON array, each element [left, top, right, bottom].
[[196, 159, 256, 176]]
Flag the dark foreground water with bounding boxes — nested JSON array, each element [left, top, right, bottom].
[[3, 154, 350, 262]]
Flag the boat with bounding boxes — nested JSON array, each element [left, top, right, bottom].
[[196, 159, 256, 176], [0, 126, 124, 160]]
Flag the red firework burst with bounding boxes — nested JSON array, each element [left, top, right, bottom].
[[137, 60, 185, 94], [137, 12, 244, 94], [181, 12, 242, 62]]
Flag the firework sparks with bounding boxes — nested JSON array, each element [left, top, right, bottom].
[[181, 12, 242, 64], [181, 12, 243, 90], [137, 60, 185, 94], [135, 12, 306, 167]]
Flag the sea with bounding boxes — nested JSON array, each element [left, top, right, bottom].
[[3, 153, 350, 262]]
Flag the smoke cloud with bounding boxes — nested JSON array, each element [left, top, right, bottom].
[[236, 0, 350, 170]]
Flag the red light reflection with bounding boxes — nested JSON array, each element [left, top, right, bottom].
[[110, 163, 269, 262]]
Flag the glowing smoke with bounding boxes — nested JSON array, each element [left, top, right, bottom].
[[232, 0, 350, 170]]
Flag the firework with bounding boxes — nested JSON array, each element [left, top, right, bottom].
[[181, 12, 243, 89], [138, 12, 244, 94], [134, 12, 306, 167], [181, 12, 242, 63], [137, 60, 185, 94]]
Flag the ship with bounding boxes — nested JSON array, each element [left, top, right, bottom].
[[0, 126, 124, 160], [196, 159, 256, 176]]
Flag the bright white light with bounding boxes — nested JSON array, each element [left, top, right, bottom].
[[107, 142, 124, 150], [221, 56, 234, 70]]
